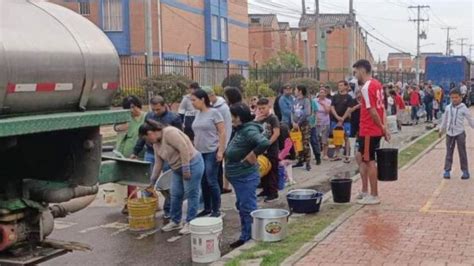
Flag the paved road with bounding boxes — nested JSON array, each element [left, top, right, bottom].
[[297, 112, 474, 265], [44, 124, 429, 266]]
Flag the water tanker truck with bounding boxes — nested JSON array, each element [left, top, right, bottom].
[[0, 1, 149, 264]]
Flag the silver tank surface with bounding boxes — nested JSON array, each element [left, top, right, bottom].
[[0, 0, 120, 115]]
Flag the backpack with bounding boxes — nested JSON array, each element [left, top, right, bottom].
[[274, 95, 282, 121]]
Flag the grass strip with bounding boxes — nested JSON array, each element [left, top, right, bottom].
[[225, 130, 439, 266]]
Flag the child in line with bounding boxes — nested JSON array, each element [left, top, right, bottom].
[[439, 89, 474, 179]]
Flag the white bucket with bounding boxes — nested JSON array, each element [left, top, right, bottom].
[[99, 183, 127, 206], [387, 115, 398, 134], [190, 217, 223, 264]]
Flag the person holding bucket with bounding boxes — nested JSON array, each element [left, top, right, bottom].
[[353, 59, 390, 205], [225, 103, 270, 248], [292, 85, 312, 171], [140, 120, 204, 235], [330, 80, 357, 163]]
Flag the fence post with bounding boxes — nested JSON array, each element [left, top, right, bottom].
[[226, 61, 230, 78], [145, 54, 149, 77], [255, 63, 259, 80], [240, 65, 244, 76], [190, 58, 195, 81]]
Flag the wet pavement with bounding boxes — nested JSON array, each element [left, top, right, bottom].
[[44, 124, 429, 265], [297, 111, 474, 265]]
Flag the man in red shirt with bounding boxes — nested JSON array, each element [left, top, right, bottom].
[[409, 85, 421, 125], [353, 59, 390, 205]]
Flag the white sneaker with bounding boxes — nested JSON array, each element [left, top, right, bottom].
[[179, 223, 190, 235], [161, 221, 183, 232], [357, 195, 381, 205], [356, 192, 368, 200]]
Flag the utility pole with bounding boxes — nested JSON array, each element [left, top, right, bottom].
[[144, 0, 153, 77], [157, 0, 164, 74], [302, 0, 306, 14], [348, 0, 355, 78], [409, 5, 430, 84], [458, 38, 468, 56], [469, 44, 474, 60], [315, 0, 320, 80], [442, 27, 455, 56]]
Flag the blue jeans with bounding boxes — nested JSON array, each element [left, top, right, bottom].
[[411, 106, 419, 122], [201, 152, 221, 215], [170, 154, 204, 224], [310, 127, 321, 158], [425, 102, 433, 121], [229, 171, 260, 242]]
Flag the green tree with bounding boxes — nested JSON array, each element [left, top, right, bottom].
[[262, 51, 303, 70], [141, 74, 192, 104]]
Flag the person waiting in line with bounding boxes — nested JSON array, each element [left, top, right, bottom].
[[409, 85, 422, 125], [141, 121, 204, 235], [203, 86, 233, 194], [309, 92, 322, 165], [256, 97, 281, 203], [330, 80, 356, 163], [439, 89, 474, 180], [130, 96, 182, 219], [292, 85, 312, 171], [178, 82, 200, 141], [223, 86, 243, 107], [191, 89, 226, 218], [316, 87, 332, 160], [225, 103, 270, 248], [424, 85, 435, 123], [353, 59, 390, 205], [114, 96, 146, 215], [279, 84, 294, 127]]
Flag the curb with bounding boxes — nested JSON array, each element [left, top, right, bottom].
[[281, 205, 363, 266], [212, 128, 438, 266], [282, 128, 441, 266]]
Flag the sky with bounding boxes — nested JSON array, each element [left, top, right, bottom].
[[248, 0, 474, 61]]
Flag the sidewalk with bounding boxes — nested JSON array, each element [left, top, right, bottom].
[[296, 124, 474, 265]]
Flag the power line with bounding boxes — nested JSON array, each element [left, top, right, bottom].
[[365, 31, 411, 55]]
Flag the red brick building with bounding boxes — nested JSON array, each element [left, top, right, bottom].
[[297, 14, 374, 81], [387, 53, 413, 72], [248, 14, 281, 65], [51, 0, 249, 66]]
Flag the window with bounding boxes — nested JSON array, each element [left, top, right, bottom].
[[220, 17, 228, 42], [211, 15, 219, 41], [78, 2, 90, 16], [103, 0, 123, 32]]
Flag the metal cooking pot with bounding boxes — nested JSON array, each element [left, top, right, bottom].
[[251, 209, 289, 242]]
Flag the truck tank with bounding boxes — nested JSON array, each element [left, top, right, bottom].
[[0, 0, 120, 115], [0, 1, 142, 261]]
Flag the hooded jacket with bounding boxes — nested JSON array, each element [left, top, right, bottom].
[[212, 96, 233, 147], [439, 103, 474, 137], [225, 122, 271, 178]]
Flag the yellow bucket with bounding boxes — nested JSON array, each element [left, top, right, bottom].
[[128, 189, 158, 231], [290, 129, 303, 152], [258, 155, 272, 177], [332, 128, 345, 146]]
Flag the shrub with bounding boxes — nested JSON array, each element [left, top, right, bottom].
[[141, 74, 192, 104], [288, 78, 320, 95], [269, 80, 285, 94], [112, 87, 147, 107], [213, 85, 224, 96], [222, 74, 245, 90], [243, 80, 274, 99]]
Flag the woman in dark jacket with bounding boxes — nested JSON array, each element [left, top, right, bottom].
[[225, 103, 270, 248]]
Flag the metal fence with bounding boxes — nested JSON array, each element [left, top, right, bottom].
[[119, 57, 424, 97]]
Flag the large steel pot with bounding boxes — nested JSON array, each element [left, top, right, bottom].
[[251, 209, 289, 242]]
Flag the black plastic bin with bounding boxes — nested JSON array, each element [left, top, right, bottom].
[[287, 189, 323, 214], [330, 179, 352, 203], [376, 148, 398, 181]]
